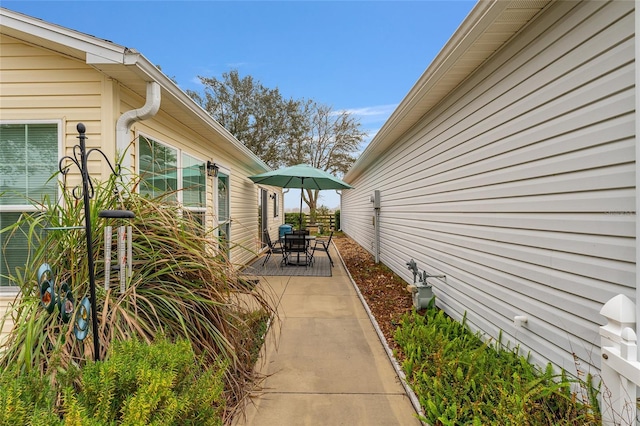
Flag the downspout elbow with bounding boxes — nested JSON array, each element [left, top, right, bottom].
[[116, 81, 161, 170]]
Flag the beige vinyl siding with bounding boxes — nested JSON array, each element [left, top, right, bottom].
[[1, 34, 267, 270], [0, 295, 15, 345], [342, 0, 634, 374], [1, 34, 110, 188], [229, 164, 267, 265], [0, 34, 103, 119], [127, 94, 263, 266], [0, 30, 271, 347], [0, 35, 112, 343]]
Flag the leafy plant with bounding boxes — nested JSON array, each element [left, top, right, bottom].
[[0, 363, 62, 425], [394, 306, 601, 425], [0, 172, 274, 415], [0, 337, 226, 425], [74, 337, 225, 425], [285, 212, 307, 230]]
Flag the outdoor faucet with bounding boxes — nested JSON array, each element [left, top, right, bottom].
[[419, 271, 446, 285], [406, 259, 418, 283]]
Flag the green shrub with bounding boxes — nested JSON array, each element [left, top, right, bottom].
[[394, 306, 600, 425], [0, 365, 62, 425], [73, 337, 225, 425], [0, 337, 226, 425], [285, 212, 306, 230], [0, 173, 274, 408]]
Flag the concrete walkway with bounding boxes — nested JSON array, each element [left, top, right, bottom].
[[233, 245, 422, 425]]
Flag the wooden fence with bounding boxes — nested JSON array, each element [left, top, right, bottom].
[[284, 213, 337, 231]]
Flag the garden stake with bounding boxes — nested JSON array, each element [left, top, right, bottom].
[[59, 122, 127, 361]]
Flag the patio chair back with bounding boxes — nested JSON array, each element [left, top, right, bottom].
[[313, 231, 334, 267], [284, 234, 307, 253], [265, 230, 276, 248], [261, 229, 282, 266], [325, 231, 333, 245], [283, 233, 310, 266]]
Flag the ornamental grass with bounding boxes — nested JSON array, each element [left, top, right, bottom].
[[0, 172, 273, 420]]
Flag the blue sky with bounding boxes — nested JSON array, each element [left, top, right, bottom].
[[3, 0, 476, 209]]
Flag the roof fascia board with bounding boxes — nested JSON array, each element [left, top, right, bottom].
[[1, 7, 270, 172], [123, 55, 270, 171], [1, 7, 126, 63]]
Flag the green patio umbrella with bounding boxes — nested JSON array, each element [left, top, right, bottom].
[[249, 164, 353, 229]]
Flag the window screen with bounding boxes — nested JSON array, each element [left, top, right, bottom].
[[138, 135, 177, 202], [0, 123, 58, 286]]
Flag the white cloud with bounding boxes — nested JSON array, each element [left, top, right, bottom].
[[225, 62, 249, 69], [337, 104, 398, 118]]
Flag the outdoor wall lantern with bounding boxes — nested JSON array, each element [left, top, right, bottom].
[[207, 161, 219, 177]]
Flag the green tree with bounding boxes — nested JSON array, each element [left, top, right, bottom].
[[187, 70, 307, 169], [285, 102, 364, 217], [188, 70, 365, 218]]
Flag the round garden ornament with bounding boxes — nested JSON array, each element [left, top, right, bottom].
[[58, 282, 74, 323], [38, 263, 56, 313], [74, 296, 91, 341]]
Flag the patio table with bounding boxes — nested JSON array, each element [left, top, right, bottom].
[[282, 235, 315, 266]]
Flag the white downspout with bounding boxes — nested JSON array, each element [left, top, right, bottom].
[[116, 81, 161, 171]]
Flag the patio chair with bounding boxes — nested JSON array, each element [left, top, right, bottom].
[[282, 234, 310, 267], [261, 230, 283, 267], [311, 231, 334, 267]]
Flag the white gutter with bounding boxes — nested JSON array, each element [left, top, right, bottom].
[[344, 0, 551, 183], [116, 81, 161, 170]]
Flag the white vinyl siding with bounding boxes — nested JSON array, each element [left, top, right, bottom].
[[342, 0, 634, 375]]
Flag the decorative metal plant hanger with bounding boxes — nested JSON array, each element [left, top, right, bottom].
[[48, 122, 135, 361]]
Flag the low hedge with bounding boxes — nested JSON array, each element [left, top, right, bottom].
[[394, 302, 600, 425], [0, 337, 226, 425]]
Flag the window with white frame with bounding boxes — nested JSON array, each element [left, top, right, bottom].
[[181, 153, 206, 228], [273, 193, 279, 218], [138, 135, 206, 229], [0, 123, 59, 287], [139, 135, 178, 202]]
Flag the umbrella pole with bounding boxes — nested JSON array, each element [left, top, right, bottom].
[[299, 179, 304, 230]]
